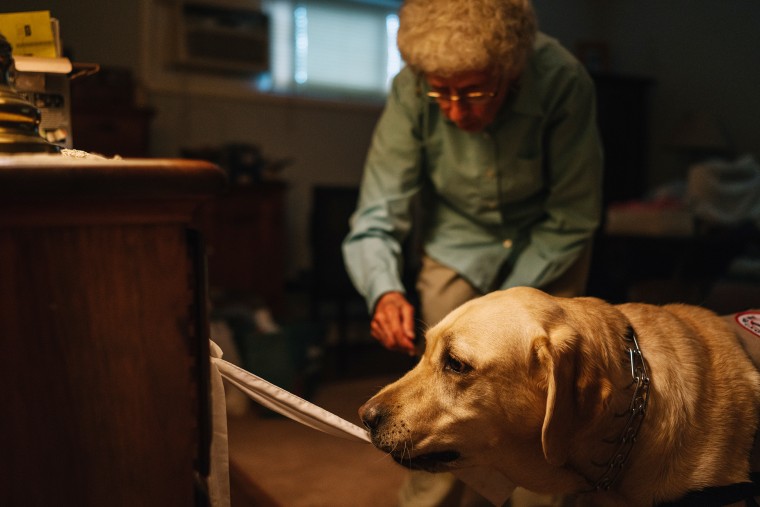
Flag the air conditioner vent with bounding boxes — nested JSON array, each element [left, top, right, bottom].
[[174, 1, 269, 75]]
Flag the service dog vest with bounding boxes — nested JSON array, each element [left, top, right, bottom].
[[731, 311, 760, 370]]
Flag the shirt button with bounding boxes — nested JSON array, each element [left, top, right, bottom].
[[502, 239, 513, 249], [485, 168, 496, 179], [486, 200, 498, 209]]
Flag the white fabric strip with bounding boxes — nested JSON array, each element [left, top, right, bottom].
[[210, 340, 370, 443], [209, 340, 513, 506]]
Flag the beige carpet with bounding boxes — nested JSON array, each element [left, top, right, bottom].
[[226, 374, 408, 507]]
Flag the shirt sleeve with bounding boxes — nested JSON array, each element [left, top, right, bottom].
[[502, 62, 603, 290], [342, 69, 425, 313]]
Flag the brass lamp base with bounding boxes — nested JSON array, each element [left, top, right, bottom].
[[0, 133, 62, 153]]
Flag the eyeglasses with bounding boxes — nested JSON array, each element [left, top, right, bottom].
[[426, 75, 502, 106]]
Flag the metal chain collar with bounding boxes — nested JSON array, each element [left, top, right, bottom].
[[590, 329, 650, 491]]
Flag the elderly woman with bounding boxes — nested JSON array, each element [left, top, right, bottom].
[[344, 0, 602, 503]]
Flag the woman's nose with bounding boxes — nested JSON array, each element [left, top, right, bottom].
[[446, 100, 466, 124]]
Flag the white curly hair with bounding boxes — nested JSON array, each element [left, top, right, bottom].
[[397, 0, 537, 78]]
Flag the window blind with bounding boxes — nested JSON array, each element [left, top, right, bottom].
[[262, 0, 402, 98]]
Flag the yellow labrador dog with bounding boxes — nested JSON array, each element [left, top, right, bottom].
[[359, 287, 760, 506]]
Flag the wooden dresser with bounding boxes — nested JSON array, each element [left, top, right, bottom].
[[0, 156, 227, 507]]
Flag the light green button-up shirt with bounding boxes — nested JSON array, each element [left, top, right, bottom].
[[343, 33, 603, 312]]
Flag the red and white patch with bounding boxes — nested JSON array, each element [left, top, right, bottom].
[[736, 311, 760, 338]]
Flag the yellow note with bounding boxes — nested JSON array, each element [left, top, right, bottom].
[[0, 11, 57, 58]]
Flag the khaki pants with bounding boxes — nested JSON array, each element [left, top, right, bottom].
[[417, 246, 592, 328], [400, 249, 591, 507]]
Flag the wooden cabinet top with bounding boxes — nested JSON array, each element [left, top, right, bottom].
[[0, 155, 228, 226], [0, 155, 228, 200]]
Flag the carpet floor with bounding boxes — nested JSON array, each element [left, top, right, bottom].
[[226, 374, 408, 507]]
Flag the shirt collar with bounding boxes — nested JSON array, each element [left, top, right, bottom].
[[492, 34, 548, 126], [505, 65, 543, 117], [483, 73, 542, 133]]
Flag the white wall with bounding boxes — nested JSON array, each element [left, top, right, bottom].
[[4, 0, 759, 278], [600, 0, 760, 186], [2, 0, 140, 68], [149, 90, 381, 280], [3, 0, 383, 280]]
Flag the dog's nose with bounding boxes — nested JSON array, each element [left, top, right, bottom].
[[359, 399, 384, 432]]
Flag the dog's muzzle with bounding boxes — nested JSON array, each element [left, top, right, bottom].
[[359, 399, 461, 471]]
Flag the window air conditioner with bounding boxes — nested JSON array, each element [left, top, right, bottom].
[[174, 1, 269, 75]]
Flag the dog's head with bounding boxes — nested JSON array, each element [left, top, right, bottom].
[[359, 287, 627, 492]]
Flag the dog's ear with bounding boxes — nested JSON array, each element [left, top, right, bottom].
[[534, 325, 578, 466]]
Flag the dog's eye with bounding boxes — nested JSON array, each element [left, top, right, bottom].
[[444, 354, 470, 374]]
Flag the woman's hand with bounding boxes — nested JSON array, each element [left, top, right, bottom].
[[371, 291, 416, 355]]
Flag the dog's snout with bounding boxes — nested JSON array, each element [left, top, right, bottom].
[[359, 399, 386, 432]]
